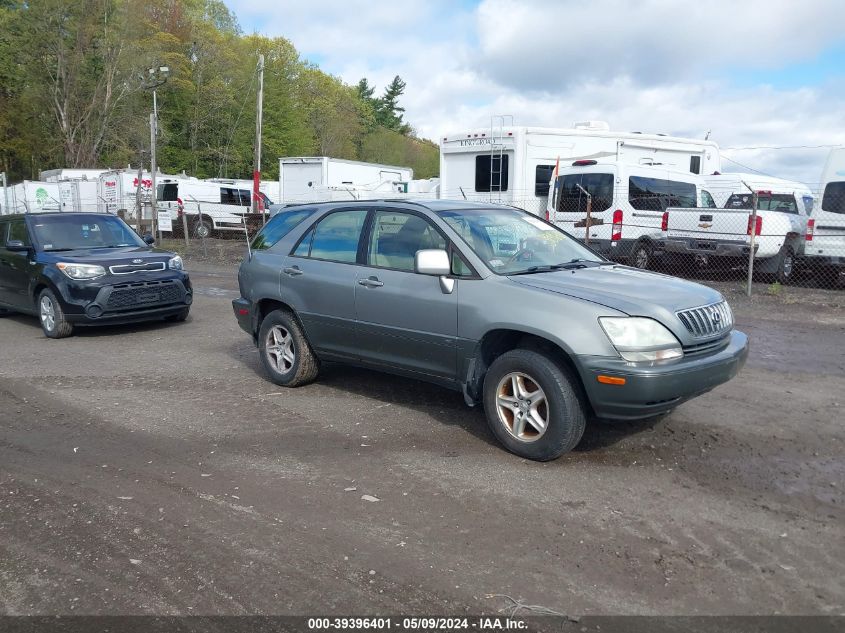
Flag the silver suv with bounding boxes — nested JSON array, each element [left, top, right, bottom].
[[233, 200, 748, 461]]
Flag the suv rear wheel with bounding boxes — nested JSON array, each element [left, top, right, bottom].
[[258, 309, 319, 387], [482, 349, 586, 461]]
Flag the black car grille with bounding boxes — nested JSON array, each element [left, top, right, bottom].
[[106, 280, 182, 311], [109, 262, 166, 275]]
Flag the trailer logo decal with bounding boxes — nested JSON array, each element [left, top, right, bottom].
[[35, 187, 48, 207]]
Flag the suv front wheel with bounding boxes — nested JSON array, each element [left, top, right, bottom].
[[258, 309, 320, 387], [482, 349, 586, 461], [38, 288, 74, 339]]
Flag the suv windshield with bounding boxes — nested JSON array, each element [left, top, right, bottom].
[[29, 214, 145, 251], [438, 207, 604, 275]]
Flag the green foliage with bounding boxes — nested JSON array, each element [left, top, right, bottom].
[[0, 0, 439, 183]]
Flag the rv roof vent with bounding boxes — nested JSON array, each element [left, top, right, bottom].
[[573, 120, 610, 131]]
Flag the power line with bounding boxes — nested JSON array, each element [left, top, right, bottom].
[[720, 155, 781, 178]]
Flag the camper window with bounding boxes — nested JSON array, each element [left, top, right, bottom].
[[629, 177, 697, 211], [822, 182, 845, 214], [475, 155, 509, 192], [534, 165, 556, 197], [690, 156, 701, 174], [556, 173, 613, 213]]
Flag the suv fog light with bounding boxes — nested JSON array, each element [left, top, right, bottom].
[[86, 304, 104, 318]]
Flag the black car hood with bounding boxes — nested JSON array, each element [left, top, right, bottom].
[[508, 265, 723, 316], [39, 246, 172, 265]]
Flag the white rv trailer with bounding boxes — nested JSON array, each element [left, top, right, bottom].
[[2, 181, 62, 214], [278, 157, 413, 203], [439, 121, 721, 215], [805, 147, 845, 281]]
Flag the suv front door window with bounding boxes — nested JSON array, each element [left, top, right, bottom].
[[354, 209, 458, 378]]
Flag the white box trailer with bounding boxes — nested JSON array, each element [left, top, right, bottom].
[[278, 157, 413, 203], [40, 168, 107, 183], [439, 121, 721, 216], [2, 180, 62, 214], [97, 169, 154, 219], [58, 179, 99, 212]]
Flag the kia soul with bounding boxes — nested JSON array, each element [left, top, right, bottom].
[[0, 212, 192, 338], [232, 200, 748, 461]]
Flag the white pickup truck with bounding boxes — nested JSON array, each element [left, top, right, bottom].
[[658, 191, 812, 283]]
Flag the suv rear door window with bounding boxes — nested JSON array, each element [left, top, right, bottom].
[[296, 209, 367, 263], [556, 173, 613, 213], [367, 210, 446, 272]]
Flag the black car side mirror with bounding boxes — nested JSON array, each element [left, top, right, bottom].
[[6, 240, 29, 252], [142, 233, 155, 246]]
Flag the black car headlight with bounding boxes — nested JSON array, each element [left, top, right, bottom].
[[56, 262, 106, 280]]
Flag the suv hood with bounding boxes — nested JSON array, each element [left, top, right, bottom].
[[508, 265, 723, 316], [39, 246, 172, 265]]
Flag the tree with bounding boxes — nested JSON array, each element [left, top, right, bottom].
[[375, 75, 410, 135]]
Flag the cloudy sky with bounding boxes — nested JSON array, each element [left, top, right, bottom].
[[229, 0, 845, 187]]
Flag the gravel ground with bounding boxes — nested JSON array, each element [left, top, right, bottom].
[[0, 259, 842, 617]]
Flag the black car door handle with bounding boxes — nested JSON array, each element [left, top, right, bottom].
[[357, 276, 384, 288], [283, 266, 303, 277]]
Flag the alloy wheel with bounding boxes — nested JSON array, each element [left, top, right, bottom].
[[495, 372, 550, 442], [265, 325, 295, 374], [40, 295, 56, 332]]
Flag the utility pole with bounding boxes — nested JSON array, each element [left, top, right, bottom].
[[252, 54, 265, 219], [150, 110, 157, 240], [0, 172, 7, 214]]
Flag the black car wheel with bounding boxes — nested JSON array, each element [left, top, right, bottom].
[[0, 307, 12, 317], [194, 218, 213, 239], [37, 289, 74, 339], [631, 241, 652, 270], [258, 309, 320, 387], [483, 349, 586, 461]]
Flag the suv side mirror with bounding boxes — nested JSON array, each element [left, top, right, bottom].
[[142, 233, 155, 246], [415, 249, 450, 276], [6, 240, 29, 252]]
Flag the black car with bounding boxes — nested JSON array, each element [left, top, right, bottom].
[[0, 212, 192, 338]]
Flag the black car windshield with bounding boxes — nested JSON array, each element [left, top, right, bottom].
[[30, 214, 146, 251], [437, 207, 605, 274]]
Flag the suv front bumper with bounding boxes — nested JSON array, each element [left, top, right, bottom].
[[577, 330, 749, 420]]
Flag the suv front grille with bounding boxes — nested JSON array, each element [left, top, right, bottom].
[[109, 262, 166, 275], [676, 301, 732, 339], [106, 280, 182, 311]]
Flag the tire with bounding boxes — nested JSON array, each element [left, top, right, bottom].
[[775, 246, 795, 285], [37, 289, 74, 339], [257, 309, 319, 387], [482, 349, 586, 461], [165, 307, 190, 322], [0, 307, 12, 317], [630, 241, 652, 270], [194, 217, 213, 239]]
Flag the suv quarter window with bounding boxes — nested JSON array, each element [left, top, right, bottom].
[[251, 208, 316, 251], [367, 209, 446, 272], [291, 209, 368, 264]]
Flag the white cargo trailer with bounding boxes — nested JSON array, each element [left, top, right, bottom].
[[439, 120, 721, 216], [40, 168, 107, 183], [58, 180, 99, 212], [2, 181, 62, 214], [96, 169, 154, 220], [278, 157, 413, 203]]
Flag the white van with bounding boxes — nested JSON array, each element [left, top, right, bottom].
[[805, 148, 845, 284], [546, 160, 705, 269]]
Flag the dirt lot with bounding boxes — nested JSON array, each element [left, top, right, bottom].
[[0, 254, 843, 617]]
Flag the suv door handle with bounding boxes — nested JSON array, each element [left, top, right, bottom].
[[283, 266, 303, 277], [358, 276, 384, 288]]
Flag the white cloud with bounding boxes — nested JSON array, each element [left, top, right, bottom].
[[228, 0, 845, 185]]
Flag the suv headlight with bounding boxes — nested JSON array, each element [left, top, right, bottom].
[[56, 262, 106, 280], [599, 317, 683, 363], [168, 255, 184, 271]]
